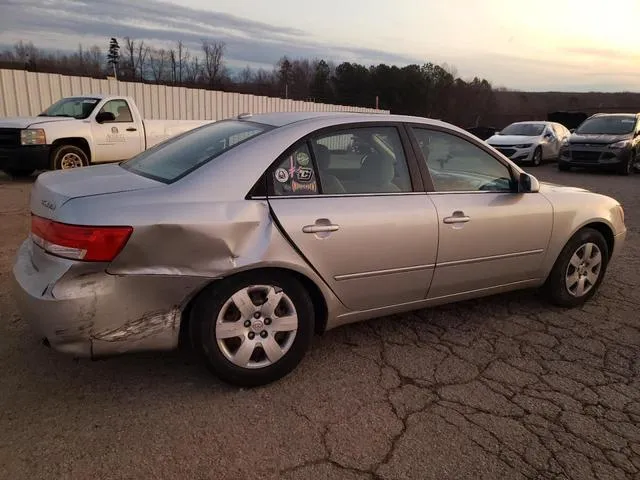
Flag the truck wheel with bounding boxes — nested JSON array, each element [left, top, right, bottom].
[[51, 145, 89, 170]]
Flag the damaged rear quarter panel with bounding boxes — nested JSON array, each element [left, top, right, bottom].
[[107, 200, 275, 276]]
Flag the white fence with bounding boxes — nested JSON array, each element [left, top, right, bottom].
[[0, 69, 388, 119]]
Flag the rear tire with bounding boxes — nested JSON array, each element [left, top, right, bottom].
[[190, 271, 315, 387], [544, 228, 609, 308], [51, 145, 89, 170]]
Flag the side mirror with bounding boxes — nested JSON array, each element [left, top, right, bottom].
[[518, 172, 539, 193], [95, 111, 115, 124], [569, 128, 575, 133]]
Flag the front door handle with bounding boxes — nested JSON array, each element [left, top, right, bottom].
[[443, 211, 470, 224], [302, 224, 340, 233], [126, 127, 137, 132]]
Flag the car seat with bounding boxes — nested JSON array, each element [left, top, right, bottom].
[[314, 144, 346, 194], [354, 152, 400, 193]]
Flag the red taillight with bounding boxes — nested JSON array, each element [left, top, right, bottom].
[[31, 215, 133, 262]]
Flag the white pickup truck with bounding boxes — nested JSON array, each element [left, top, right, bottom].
[[0, 95, 214, 177]]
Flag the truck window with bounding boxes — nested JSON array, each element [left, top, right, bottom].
[[97, 100, 134, 123], [39, 97, 100, 119], [121, 120, 272, 183]]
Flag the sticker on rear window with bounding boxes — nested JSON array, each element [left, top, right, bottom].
[[296, 151, 310, 166], [274, 168, 289, 183], [294, 167, 314, 183]]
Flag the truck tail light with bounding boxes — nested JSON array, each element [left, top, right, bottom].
[[31, 215, 133, 262]]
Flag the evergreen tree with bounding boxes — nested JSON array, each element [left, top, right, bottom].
[[107, 37, 120, 78]]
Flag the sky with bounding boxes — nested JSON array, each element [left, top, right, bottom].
[[0, 0, 639, 92]]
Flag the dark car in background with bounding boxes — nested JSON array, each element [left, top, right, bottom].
[[559, 113, 640, 175]]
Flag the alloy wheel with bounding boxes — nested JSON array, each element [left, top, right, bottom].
[[565, 242, 602, 297], [215, 285, 298, 369]]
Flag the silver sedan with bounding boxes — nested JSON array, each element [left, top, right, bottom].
[[12, 112, 627, 386]]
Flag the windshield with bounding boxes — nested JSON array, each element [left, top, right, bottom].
[[499, 123, 545, 136], [121, 120, 272, 183], [575, 116, 636, 135], [39, 97, 101, 119]]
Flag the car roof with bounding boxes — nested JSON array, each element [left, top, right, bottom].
[[237, 111, 445, 128], [592, 113, 638, 117]]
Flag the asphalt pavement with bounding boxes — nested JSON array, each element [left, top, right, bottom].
[[1, 163, 639, 479]]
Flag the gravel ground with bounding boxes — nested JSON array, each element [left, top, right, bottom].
[[1, 164, 639, 480]]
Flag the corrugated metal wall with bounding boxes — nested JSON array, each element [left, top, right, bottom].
[[0, 69, 388, 119]]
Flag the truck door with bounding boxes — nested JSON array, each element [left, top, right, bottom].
[[91, 99, 144, 163]]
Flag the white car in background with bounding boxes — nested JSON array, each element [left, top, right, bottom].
[[486, 121, 571, 167]]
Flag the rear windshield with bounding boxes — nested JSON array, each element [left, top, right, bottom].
[[499, 123, 545, 136], [575, 116, 636, 135], [121, 120, 271, 183]]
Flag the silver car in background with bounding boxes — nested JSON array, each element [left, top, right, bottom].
[[12, 112, 626, 387], [487, 121, 571, 166]]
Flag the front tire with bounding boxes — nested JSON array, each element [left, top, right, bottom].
[[190, 271, 315, 387], [617, 155, 633, 176], [51, 145, 89, 170], [531, 147, 542, 167], [544, 228, 609, 308]]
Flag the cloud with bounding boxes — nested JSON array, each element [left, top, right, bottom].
[[562, 46, 639, 61], [0, 0, 423, 67]]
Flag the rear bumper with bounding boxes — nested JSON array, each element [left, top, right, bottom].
[[11, 240, 207, 358], [0, 145, 51, 171]]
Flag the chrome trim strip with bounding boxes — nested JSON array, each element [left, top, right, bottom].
[[252, 192, 427, 200], [437, 249, 544, 267], [335, 263, 435, 281], [427, 190, 514, 195]]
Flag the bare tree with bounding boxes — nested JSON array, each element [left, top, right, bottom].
[[136, 40, 149, 80], [201, 40, 225, 87], [89, 45, 103, 75], [123, 37, 136, 79], [176, 41, 190, 84], [168, 48, 177, 84], [185, 55, 201, 84], [14, 40, 38, 68], [239, 65, 253, 84], [149, 48, 168, 83]]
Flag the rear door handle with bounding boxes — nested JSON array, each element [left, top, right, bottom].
[[126, 127, 137, 132], [302, 224, 340, 233], [443, 211, 470, 224]]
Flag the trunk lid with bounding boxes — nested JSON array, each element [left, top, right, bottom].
[[30, 163, 162, 219]]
